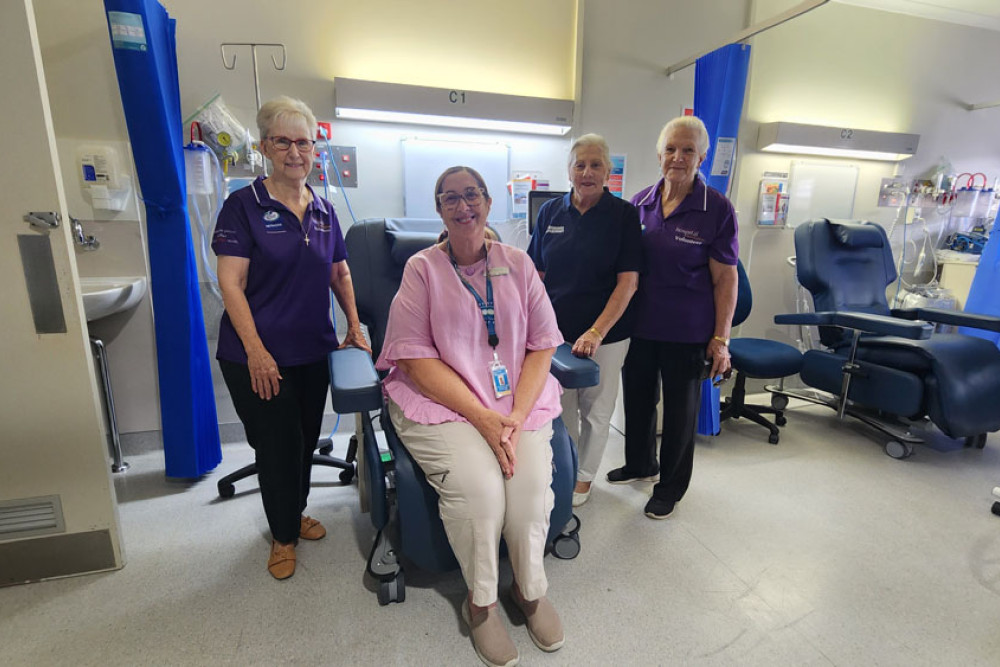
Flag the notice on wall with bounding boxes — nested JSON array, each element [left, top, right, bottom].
[[609, 154, 627, 199], [107, 12, 148, 52], [757, 172, 788, 227], [709, 138, 736, 177]]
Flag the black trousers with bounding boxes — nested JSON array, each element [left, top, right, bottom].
[[219, 358, 330, 544], [622, 337, 705, 503]]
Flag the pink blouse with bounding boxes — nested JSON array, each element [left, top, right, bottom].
[[376, 242, 564, 430]]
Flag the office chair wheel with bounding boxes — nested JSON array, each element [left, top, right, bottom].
[[775, 414, 787, 427], [992, 501, 1000, 517], [965, 433, 988, 450], [318, 441, 333, 456], [768, 433, 779, 445], [884, 440, 913, 460], [217, 480, 235, 498], [552, 533, 581, 560], [339, 467, 355, 484], [771, 394, 789, 411], [377, 572, 405, 605]]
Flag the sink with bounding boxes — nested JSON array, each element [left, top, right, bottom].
[[80, 276, 147, 322]]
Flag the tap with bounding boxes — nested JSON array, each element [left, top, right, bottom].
[[70, 216, 100, 250]]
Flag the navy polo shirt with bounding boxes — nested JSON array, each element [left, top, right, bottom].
[[212, 176, 347, 366], [527, 188, 643, 344]]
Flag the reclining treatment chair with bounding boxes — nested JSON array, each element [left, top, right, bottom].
[[720, 260, 803, 444], [328, 218, 598, 605], [772, 219, 1000, 459]]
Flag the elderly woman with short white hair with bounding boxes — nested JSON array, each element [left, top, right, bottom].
[[213, 96, 369, 580], [528, 133, 643, 507], [608, 116, 739, 520]]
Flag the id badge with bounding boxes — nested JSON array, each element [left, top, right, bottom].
[[490, 360, 512, 398]]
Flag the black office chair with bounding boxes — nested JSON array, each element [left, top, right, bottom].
[[720, 261, 804, 444]]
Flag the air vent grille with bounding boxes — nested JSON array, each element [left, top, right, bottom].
[[0, 495, 64, 539]]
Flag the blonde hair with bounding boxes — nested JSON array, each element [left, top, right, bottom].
[[256, 96, 317, 140], [656, 116, 710, 156]]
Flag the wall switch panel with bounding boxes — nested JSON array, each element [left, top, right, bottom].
[[308, 145, 357, 188]]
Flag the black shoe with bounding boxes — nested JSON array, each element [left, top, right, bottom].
[[606, 467, 660, 485], [644, 496, 675, 520]]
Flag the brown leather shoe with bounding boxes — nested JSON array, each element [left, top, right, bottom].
[[512, 586, 564, 652], [299, 515, 326, 540], [267, 541, 296, 580]]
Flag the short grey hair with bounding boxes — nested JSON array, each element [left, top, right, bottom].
[[569, 133, 611, 170], [256, 96, 317, 140], [656, 116, 710, 156]]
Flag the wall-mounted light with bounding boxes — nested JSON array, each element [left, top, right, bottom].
[[334, 78, 573, 136], [757, 122, 919, 161]]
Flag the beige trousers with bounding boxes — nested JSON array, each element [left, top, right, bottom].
[[561, 338, 630, 483], [388, 400, 554, 607]]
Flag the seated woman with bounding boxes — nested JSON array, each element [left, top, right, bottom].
[[376, 166, 564, 667]]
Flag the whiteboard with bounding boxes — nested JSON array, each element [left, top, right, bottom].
[[785, 161, 859, 227], [402, 138, 510, 222]]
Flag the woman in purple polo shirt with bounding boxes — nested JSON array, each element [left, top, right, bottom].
[[606, 116, 738, 520], [377, 166, 565, 666], [212, 96, 369, 580]]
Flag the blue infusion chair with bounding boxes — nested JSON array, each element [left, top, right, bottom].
[[772, 219, 1000, 459], [327, 218, 598, 605], [720, 260, 804, 444]]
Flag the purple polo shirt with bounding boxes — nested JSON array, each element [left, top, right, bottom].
[[630, 175, 738, 343], [212, 176, 347, 366]]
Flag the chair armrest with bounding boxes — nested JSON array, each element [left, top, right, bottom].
[[550, 342, 600, 389], [775, 311, 933, 340], [328, 347, 382, 413], [891, 308, 1000, 333]]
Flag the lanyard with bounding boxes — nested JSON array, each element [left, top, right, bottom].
[[447, 241, 499, 349]]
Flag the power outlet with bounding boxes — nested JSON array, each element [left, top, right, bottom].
[[308, 144, 357, 189]]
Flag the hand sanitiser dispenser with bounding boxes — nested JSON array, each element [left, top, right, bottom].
[[77, 144, 131, 212]]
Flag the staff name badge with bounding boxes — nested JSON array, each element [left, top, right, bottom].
[[488, 267, 509, 277], [546, 226, 565, 234], [490, 359, 512, 398]]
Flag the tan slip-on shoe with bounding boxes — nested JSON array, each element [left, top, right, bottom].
[[299, 515, 326, 540], [267, 541, 296, 580], [512, 587, 564, 652], [462, 599, 519, 667]]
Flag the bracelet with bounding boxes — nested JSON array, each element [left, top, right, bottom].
[[588, 327, 604, 341], [712, 335, 729, 346]]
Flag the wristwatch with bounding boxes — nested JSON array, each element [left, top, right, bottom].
[[712, 335, 729, 346]]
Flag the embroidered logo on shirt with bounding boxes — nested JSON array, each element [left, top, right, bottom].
[[674, 228, 704, 245], [315, 222, 332, 232], [546, 226, 565, 234], [263, 211, 280, 222]]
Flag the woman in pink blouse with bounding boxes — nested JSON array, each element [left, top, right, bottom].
[[376, 166, 564, 666]]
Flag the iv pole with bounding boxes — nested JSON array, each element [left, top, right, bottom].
[[219, 43, 286, 175]]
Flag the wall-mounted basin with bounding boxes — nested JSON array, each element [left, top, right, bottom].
[[80, 276, 147, 322]]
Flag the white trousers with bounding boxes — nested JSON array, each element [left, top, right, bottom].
[[388, 400, 554, 607], [561, 338, 630, 483]]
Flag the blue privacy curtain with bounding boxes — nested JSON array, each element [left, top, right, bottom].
[[959, 210, 1000, 347], [103, 0, 221, 477], [694, 43, 751, 196], [692, 43, 751, 435]]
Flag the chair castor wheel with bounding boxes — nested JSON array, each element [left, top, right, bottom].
[[992, 501, 1000, 517], [339, 467, 355, 484], [771, 394, 789, 411], [884, 440, 913, 459], [965, 433, 988, 449], [768, 433, 779, 445], [217, 481, 235, 498], [377, 572, 405, 605], [775, 414, 787, 427], [552, 534, 581, 559]]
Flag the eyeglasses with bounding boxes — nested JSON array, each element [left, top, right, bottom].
[[437, 187, 486, 209], [267, 136, 316, 152]]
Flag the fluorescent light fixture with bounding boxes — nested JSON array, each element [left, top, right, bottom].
[[758, 122, 919, 161], [334, 78, 573, 136]]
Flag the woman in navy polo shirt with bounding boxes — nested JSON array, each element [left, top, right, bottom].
[[607, 116, 738, 520], [212, 96, 369, 579], [528, 134, 642, 507]]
